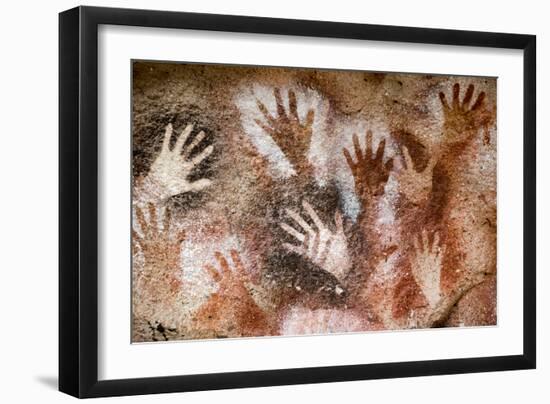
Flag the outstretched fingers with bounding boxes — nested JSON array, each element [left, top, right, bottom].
[[207, 250, 247, 285], [307, 231, 320, 259], [282, 242, 304, 255], [174, 123, 194, 152], [274, 88, 286, 119], [471, 91, 486, 111], [413, 230, 443, 257], [452, 83, 460, 109], [439, 92, 450, 110], [187, 178, 212, 192], [302, 200, 325, 231], [285, 208, 315, 236], [191, 145, 214, 167], [401, 146, 414, 172], [135, 206, 149, 238], [364, 130, 373, 159], [161, 123, 173, 154], [343, 147, 356, 171], [204, 264, 222, 284], [183, 131, 206, 158], [132, 229, 143, 250], [256, 99, 277, 128], [230, 249, 247, 280], [413, 234, 421, 255], [254, 118, 276, 137], [288, 90, 299, 121], [163, 206, 172, 234], [215, 251, 232, 279], [280, 222, 306, 242], [421, 229, 430, 251], [304, 109, 315, 129], [147, 203, 158, 235], [431, 232, 441, 255], [440, 82, 486, 112], [375, 138, 386, 162], [353, 133, 363, 164], [462, 84, 475, 109]]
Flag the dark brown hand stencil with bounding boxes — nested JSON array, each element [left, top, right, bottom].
[[439, 83, 493, 146], [194, 250, 271, 337], [255, 88, 315, 176], [343, 130, 394, 206]]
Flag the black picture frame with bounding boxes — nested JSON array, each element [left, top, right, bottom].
[[59, 5, 536, 398]]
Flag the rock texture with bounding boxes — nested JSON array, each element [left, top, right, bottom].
[[131, 61, 497, 342]]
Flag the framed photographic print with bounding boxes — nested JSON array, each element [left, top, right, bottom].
[[59, 6, 536, 398]]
